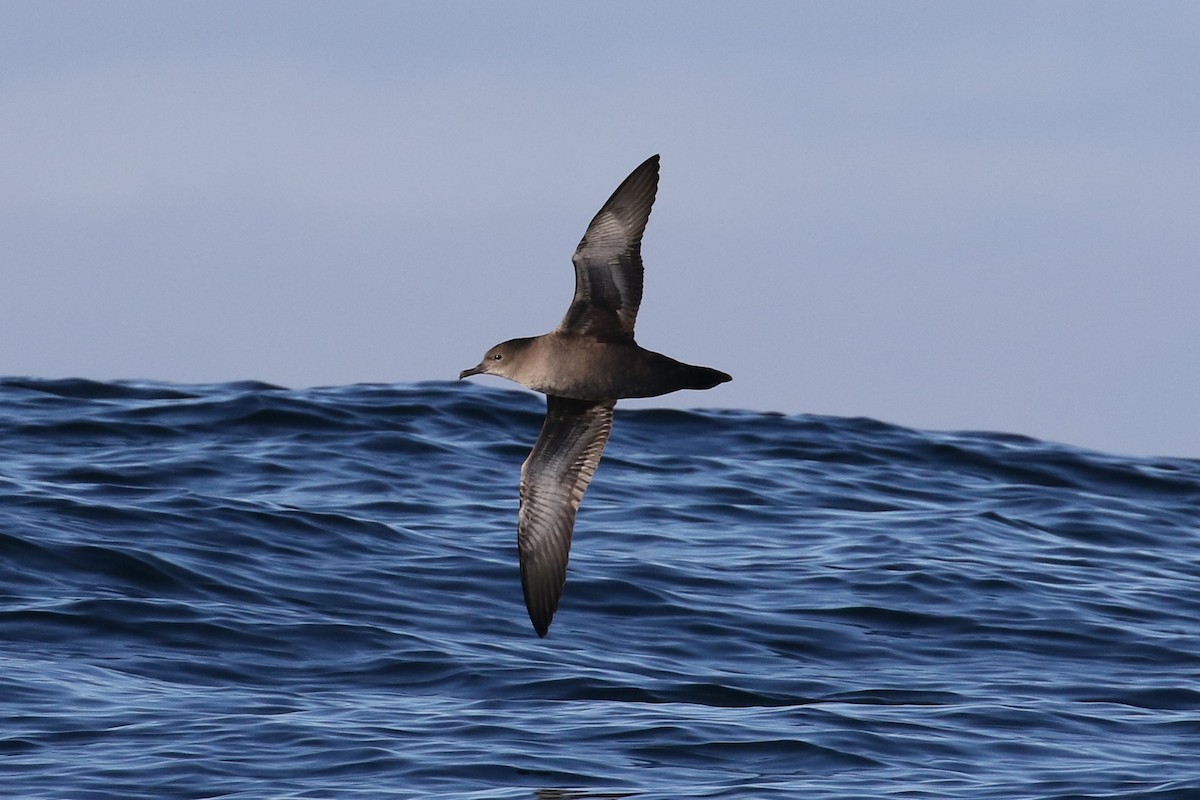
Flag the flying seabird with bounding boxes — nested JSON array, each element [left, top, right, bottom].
[[459, 155, 731, 637]]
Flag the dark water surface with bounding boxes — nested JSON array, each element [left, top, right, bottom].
[[1, 378, 1197, 799]]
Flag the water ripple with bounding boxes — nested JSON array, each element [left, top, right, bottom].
[[0, 378, 1197, 799]]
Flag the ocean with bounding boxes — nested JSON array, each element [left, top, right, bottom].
[[1, 378, 1197, 800]]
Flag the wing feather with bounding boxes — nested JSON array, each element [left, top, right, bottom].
[[518, 396, 615, 636], [559, 155, 659, 340]]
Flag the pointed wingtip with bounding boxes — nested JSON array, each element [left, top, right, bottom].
[[603, 154, 661, 223], [529, 607, 552, 637], [522, 570, 559, 638], [617, 154, 659, 187]]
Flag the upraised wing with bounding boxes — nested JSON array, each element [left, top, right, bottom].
[[558, 154, 660, 341], [518, 395, 615, 637]]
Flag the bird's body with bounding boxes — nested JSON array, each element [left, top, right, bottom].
[[477, 332, 728, 401], [460, 155, 730, 636]]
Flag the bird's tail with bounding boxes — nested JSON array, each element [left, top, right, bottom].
[[675, 364, 732, 390]]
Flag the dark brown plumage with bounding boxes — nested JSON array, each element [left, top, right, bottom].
[[460, 155, 730, 636]]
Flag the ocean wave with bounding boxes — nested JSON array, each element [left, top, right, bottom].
[[0, 378, 1196, 799]]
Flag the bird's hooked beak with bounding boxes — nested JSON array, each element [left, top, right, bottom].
[[459, 364, 484, 380]]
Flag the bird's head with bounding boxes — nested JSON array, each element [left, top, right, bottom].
[[458, 338, 529, 381]]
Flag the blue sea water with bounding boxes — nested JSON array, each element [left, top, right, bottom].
[[1, 377, 1197, 800]]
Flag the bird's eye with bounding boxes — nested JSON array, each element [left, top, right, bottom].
[[492, 353, 503, 361]]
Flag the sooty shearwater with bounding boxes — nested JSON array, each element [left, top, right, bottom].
[[459, 154, 731, 637]]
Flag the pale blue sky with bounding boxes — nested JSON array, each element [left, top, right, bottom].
[[3, 2, 1198, 457]]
